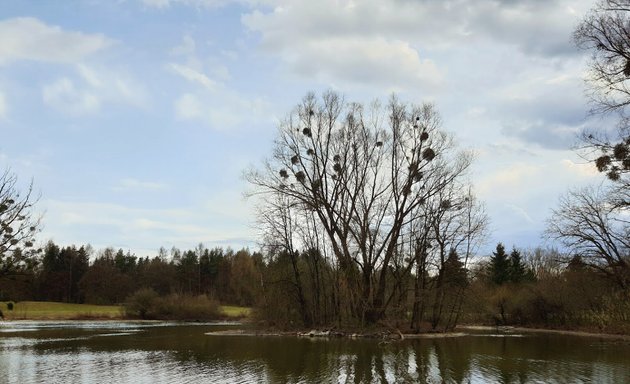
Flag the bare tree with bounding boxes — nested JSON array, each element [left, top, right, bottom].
[[575, 0, 630, 184], [257, 193, 313, 325], [408, 185, 488, 331], [546, 185, 629, 288], [246, 91, 476, 325], [0, 168, 41, 277]]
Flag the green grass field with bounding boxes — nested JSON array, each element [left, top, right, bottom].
[[220, 305, 253, 318], [0, 301, 251, 320], [1, 301, 123, 320]]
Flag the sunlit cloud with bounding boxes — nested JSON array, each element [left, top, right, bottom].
[[0, 17, 112, 64]]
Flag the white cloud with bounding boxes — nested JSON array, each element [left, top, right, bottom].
[[244, 2, 444, 89], [174, 91, 269, 129], [169, 63, 218, 90], [0, 17, 112, 65], [241, 0, 592, 90], [168, 36, 270, 129], [0, 18, 144, 116], [287, 37, 442, 90], [42, 64, 147, 115], [0, 91, 7, 119], [42, 78, 101, 115]]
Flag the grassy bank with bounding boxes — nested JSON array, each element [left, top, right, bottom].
[[0, 301, 251, 321], [221, 305, 252, 318], [1, 301, 122, 320]]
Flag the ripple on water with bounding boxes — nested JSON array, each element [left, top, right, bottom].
[[1, 323, 629, 383]]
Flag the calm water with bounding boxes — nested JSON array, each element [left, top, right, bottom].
[[0, 321, 629, 383]]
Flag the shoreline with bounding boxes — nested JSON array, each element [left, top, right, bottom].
[[2, 317, 628, 341], [457, 325, 630, 341], [206, 325, 630, 341]]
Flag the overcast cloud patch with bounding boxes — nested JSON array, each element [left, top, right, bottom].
[[500, 120, 581, 150]]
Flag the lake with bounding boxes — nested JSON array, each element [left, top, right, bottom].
[[0, 321, 629, 383]]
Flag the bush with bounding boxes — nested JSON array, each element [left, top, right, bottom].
[[6, 302, 13, 311], [154, 294, 221, 320], [125, 288, 160, 319], [124, 289, 221, 320]]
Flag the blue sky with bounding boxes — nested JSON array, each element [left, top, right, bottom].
[[0, 0, 604, 256]]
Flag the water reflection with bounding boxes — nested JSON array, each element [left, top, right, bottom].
[[0, 322, 629, 383]]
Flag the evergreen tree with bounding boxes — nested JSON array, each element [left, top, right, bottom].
[[489, 243, 511, 285], [509, 248, 527, 283], [443, 249, 467, 287]]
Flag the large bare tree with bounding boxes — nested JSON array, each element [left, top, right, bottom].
[[0, 168, 41, 277], [547, 185, 629, 289], [247, 91, 478, 324], [575, 0, 630, 185]]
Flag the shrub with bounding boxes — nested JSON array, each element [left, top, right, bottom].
[[125, 288, 159, 319], [124, 289, 221, 321], [154, 294, 221, 320]]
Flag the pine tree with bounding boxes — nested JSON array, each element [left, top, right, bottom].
[[489, 243, 511, 285], [443, 249, 467, 287], [509, 248, 527, 283]]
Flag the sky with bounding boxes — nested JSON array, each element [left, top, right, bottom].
[[0, 0, 607, 257]]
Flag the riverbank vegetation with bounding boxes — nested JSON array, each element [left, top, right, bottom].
[[0, 301, 122, 320], [124, 289, 221, 320], [0, 300, 251, 321], [1, 239, 626, 333]]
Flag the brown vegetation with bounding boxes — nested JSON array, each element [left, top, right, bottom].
[[124, 288, 221, 320]]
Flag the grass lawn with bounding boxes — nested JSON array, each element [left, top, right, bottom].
[[220, 305, 252, 318], [0, 301, 252, 320], [1, 301, 122, 320]]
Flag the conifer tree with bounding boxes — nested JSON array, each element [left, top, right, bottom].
[[489, 243, 510, 285], [509, 248, 527, 283]]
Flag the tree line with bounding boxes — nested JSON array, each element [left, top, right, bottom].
[[0, 241, 263, 308]]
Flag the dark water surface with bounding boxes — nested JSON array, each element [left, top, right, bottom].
[[0, 321, 629, 383]]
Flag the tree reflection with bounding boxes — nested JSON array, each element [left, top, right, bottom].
[[8, 324, 630, 383]]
